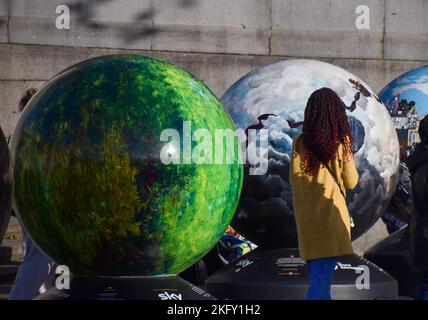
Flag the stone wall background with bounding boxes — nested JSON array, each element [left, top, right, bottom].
[[2, 0, 427, 253]]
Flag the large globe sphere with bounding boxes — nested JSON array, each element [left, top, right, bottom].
[[0, 127, 12, 241], [222, 59, 399, 248], [10, 55, 243, 276], [379, 65, 428, 157]]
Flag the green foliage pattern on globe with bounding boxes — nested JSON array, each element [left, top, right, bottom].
[[11, 55, 242, 277]]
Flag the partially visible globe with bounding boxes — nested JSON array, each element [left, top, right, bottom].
[[0, 127, 12, 241], [222, 59, 400, 248], [379, 65, 428, 158], [10, 55, 243, 276]]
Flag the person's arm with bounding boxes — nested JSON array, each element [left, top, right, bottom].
[[342, 153, 359, 190]]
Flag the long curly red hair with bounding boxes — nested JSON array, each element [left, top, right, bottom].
[[301, 87, 353, 176]]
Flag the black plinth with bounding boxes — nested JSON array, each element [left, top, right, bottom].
[[35, 275, 216, 300], [364, 227, 424, 299], [205, 248, 398, 300]]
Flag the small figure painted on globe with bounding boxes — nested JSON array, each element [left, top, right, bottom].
[[222, 59, 400, 248], [0, 127, 12, 241], [10, 55, 243, 277]]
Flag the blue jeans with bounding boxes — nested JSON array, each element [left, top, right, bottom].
[[306, 257, 337, 300], [9, 231, 56, 300]]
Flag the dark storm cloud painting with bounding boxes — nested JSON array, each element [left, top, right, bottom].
[[222, 60, 400, 248]]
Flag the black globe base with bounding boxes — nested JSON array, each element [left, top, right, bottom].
[[365, 227, 424, 299], [35, 275, 216, 300], [205, 248, 398, 300]]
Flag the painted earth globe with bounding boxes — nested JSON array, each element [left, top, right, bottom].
[[10, 54, 243, 276], [0, 127, 12, 241], [222, 59, 399, 248], [379, 65, 428, 158]]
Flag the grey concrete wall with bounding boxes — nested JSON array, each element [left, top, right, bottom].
[[7, 0, 270, 54], [385, 0, 428, 60], [0, 1, 8, 43], [271, 0, 385, 59], [3, 0, 428, 60], [1, 0, 427, 252], [1, 43, 427, 138]]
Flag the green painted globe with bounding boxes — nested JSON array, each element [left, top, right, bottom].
[[10, 55, 243, 277]]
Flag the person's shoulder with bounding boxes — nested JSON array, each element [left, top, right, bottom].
[[341, 135, 352, 149], [292, 134, 303, 149], [413, 161, 428, 182], [407, 143, 428, 173], [338, 135, 353, 152], [420, 159, 428, 172], [295, 133, 304, 143]]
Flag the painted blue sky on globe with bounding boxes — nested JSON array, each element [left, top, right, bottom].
[[379, 65, 428, 117]]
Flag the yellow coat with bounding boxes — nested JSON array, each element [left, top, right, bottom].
[[290, 135, 359, 261]]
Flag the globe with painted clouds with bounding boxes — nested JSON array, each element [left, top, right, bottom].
[[222, 59, 400, 248]]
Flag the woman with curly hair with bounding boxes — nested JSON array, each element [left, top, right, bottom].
[[290, 87, 359, 300]]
